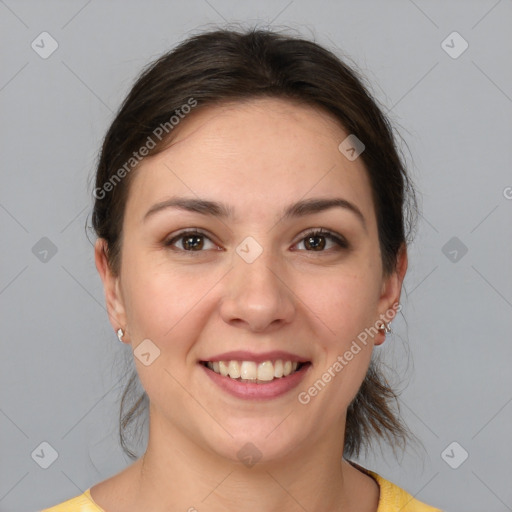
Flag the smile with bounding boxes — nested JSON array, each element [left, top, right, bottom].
[[201, 359, 306, 383], [200, 357, 312, 400]]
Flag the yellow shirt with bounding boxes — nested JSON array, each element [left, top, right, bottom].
[[40, 465, 443, 511]]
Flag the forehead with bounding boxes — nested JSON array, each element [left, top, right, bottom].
[[126, 97, 376, 227]]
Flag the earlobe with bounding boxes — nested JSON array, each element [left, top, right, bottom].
[[374, 245, 408, 345], [94, 238, 127, 337]]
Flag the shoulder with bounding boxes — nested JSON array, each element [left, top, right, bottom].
[[349, 461, 443, 512], [371, 472, 443, 512], [40, 489, 105, 512]]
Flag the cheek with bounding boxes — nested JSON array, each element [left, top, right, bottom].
[[301, 267, 381, 347], [119, 255, 215, 405], [294, 268, 379, 410], [121, 248, 222, 345]]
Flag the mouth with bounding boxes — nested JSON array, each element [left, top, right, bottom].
[[200, 359, 311, 384]]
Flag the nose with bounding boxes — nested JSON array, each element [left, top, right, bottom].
[[219, 247, 296, 333]]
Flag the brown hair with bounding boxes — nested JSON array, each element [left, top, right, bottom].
[[90, 27, 418, 460]]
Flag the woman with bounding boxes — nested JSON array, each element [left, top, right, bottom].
[[42, 28, 443, 511]]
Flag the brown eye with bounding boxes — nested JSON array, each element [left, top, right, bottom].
[[181, 233, 204, 250], [304, 234, 326, 251], [296, 229, 348, 252], [165, 230, 217, 252]]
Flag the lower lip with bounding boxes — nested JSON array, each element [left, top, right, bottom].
[[200, 363, 311, 400]]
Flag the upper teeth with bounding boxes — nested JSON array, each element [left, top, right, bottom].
[[206, 360, 299, 381]]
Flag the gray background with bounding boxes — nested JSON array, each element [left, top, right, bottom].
[[1, 1, 511, 511]]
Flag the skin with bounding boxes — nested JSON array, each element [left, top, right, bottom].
[[93, 97, 407, 512]]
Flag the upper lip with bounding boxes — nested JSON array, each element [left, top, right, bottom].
[[201, 350, 310, 364]]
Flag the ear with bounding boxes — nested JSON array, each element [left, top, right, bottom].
[[374, 244, 408, 346], [94, 238, 128, 343]]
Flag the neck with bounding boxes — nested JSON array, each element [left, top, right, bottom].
[[124, 406, 378, 512]]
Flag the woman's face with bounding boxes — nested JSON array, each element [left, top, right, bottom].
[[96, 97, 406, 463]]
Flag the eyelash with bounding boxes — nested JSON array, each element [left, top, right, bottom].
[[163, 228, 349, 254]]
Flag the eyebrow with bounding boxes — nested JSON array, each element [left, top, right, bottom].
[[143, 196, 367, 231]]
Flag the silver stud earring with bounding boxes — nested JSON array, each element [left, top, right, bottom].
[[378, 321, 391, 334], [117, 328, 124, 341]]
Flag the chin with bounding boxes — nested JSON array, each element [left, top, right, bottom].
[[201, 419, 307, 467]]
